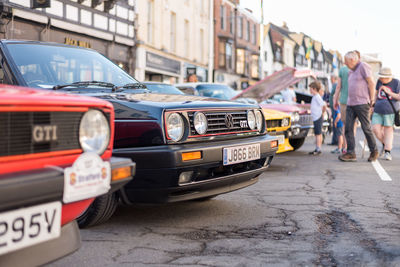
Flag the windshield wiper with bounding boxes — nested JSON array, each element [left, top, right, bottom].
[[53, 81, 117, 91], [116, 82, 147, 90]]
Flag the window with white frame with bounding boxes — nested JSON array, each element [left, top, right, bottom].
[[246, 20, 250, 41], [238, 17, 243, 38]]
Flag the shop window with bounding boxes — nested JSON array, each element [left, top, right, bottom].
[[66, 5, 78, 22], [94, 14, 108, 30], [81, 9, 92, 26]]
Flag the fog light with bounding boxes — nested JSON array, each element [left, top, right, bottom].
[[112, 166, 133, 181], [271, 140, 278, 148], [179, 171, 194, 185], [182, 151, 202, 161], [293, 128, 300, 135]]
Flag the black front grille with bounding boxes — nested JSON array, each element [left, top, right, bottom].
[[266, 119, 282, 129], [188, 110, 252, 136], [299, 114, 313, 126], [0, 111, 84, 157]]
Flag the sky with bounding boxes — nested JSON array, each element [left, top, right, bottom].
[[240, 0, 400, 77]]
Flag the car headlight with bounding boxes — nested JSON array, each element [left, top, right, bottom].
[[291, 112, 300, 122], [282, 117, 290, 127], [193, 112, 208, 135], [166, 113, 184, 141], [79, 109, 110, 155], [254, 110, 263, 131], [247, 110, 256, 130]]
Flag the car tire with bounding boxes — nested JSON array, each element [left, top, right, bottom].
[[77, 192, 119, 228], [289, 137, 305, 151]]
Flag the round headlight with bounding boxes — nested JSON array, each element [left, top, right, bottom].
[[194, 112, 208, 135], [247, 110, 256, 130], [79, 109, 110, 155], [291, 112, 300, 122], [254, 110, 263, 131], [166, 113, 184, 141], [282, 118, 290, 127]]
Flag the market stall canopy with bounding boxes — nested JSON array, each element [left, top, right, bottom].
[[232, 67, 316, 102]]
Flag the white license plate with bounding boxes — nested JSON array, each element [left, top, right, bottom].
[[0, 201, 61, 256], [276, 135, 285, 145], [64, 152, 111, 203], [223, 143, 260, 166]]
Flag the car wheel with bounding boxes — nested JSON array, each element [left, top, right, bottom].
[[289, 137, 305, 151], [77, 192, 119, 228]]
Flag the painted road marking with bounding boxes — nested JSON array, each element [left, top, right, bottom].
[[359, 140, 392, 181]]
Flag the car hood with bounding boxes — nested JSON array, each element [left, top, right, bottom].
[[262, 108, 290, 120], [0, 85, 113, 109], [260, 103, 300, 114], [232, 67, 316, 102]]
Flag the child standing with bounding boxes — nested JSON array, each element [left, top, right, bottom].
[[331, 106, 344, 154], [309, 81, 326, 155]]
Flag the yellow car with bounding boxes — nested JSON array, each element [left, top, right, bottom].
[[263, 108, 293, 153]]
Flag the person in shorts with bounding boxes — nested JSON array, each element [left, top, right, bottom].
[[309, 81, 326, 155], [372, 67, 400, 161]]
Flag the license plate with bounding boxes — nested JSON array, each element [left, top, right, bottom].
[[276, 135, 285, 145], [64, 152, 111, 203], [223, 143, 260, 166], [0, 201, 61, 256]]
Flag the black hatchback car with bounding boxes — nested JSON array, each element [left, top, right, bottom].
[[0, 40, 278, 207]]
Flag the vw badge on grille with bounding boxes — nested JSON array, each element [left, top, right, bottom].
[[224, 114, 234, 129]]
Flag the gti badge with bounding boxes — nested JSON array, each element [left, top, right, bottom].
[[32, 125, 58, 143]]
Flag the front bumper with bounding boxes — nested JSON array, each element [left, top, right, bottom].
[[267, 131, 293, 153], [0, 221, 80, 266], [288, 124, 312, 139], [113, 135, 278, 203], [0, 156, 134, 211]]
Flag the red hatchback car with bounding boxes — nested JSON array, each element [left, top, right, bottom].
[[0, 86, 134, 265]]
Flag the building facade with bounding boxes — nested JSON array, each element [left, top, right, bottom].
[[1, 0, 136, 74], [214, 0, 260, 90], [135, 0, 211, 83]]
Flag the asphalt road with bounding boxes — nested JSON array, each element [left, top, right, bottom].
[[51, 130, 400, 266]]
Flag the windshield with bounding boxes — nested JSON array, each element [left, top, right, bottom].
[[144, 83, 183, 95], [6, 43, 138, 89], [196, 84, 238, 100]]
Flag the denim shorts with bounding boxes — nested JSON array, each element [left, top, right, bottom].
[[371, 112, 394, 127], [313, 116, 323, 135]]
